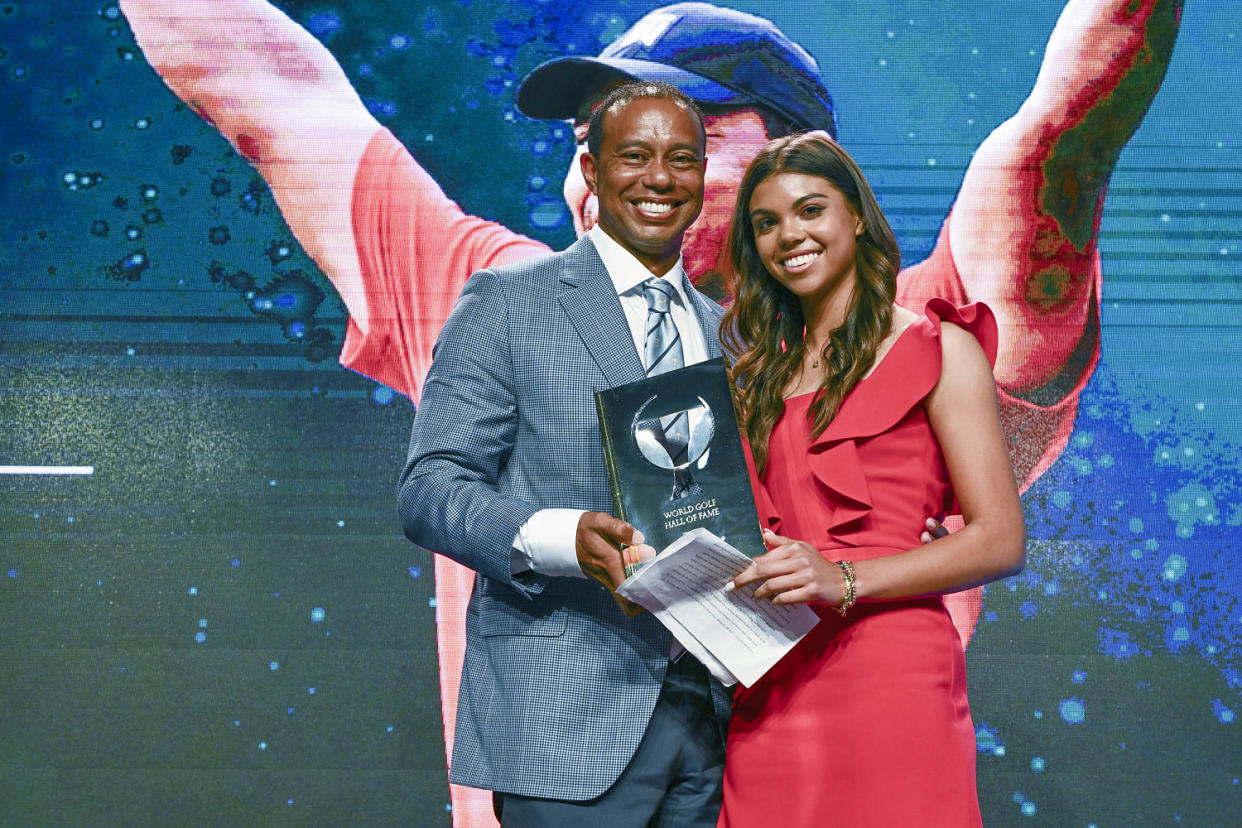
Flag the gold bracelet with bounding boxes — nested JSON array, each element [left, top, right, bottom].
[[834, 560, 856, 617]]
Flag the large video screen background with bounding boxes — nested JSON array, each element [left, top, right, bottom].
[[2, 1, 1238, 825]]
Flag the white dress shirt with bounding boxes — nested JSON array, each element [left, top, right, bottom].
[[511, 225, 710, 576]]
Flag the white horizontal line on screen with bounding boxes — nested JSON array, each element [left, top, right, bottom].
[[0, 465, 95, 476]]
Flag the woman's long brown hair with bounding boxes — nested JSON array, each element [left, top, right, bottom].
[[720, 133, 901, 471]]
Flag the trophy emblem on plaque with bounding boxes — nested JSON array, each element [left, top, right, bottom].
[[632, 394, 715, 500], [595, 359, 768, 572]]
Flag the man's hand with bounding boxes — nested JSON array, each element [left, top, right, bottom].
[[576, 512, 645, 614], [920, 517, 950, 545]]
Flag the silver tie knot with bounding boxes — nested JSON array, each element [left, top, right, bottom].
[[643, 278, 675, 314]]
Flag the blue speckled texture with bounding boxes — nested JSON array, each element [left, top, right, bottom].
[[1, 1, 1238, 824]]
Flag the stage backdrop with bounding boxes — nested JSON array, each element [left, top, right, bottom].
[[2, 1, 1239, 825]]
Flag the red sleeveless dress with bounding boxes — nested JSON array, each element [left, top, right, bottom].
[[720, 300, 997, 827]]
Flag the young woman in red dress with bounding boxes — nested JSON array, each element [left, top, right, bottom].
[[718, 132, 1026, 827]]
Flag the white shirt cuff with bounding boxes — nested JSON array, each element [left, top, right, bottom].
[[511, 508, 587, 578]]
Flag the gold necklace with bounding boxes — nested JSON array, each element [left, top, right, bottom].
[[807, 342, 826, 370]]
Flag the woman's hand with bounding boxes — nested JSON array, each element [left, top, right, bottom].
[[730, 528, 847, 606]]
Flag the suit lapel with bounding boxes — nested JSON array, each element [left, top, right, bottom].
[[558, 237, 647, 389]]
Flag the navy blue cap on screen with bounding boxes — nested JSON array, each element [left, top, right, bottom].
[[516, 2, 837, 137]]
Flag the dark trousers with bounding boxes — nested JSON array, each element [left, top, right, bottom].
[[493, 656, 725, 828]]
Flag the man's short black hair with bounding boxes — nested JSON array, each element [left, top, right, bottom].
[[586, 81, 707, 158]]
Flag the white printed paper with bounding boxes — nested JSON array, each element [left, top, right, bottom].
[[616, 528, 819, 687]]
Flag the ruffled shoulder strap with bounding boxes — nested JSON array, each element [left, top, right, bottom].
[[930, 297, 998, 365], [817, 298, 997, 444], [802, 299, 996, 536]]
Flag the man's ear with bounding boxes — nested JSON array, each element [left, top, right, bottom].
[[580, 151, 599, 196]]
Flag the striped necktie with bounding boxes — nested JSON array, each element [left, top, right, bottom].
[[642, 278, 692, 493], [642, 277, 684, 376]]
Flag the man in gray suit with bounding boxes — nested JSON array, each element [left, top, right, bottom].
[[399, 81, 729, 826]]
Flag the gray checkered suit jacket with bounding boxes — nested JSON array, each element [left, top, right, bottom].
[[399, 235, 730, 800]]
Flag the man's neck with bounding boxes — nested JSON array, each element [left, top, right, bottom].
[[589, 225, 682, 279]]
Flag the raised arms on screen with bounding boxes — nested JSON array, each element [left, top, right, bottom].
[[944, 0, 1181, 396], [120, 0, 382, 331]]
